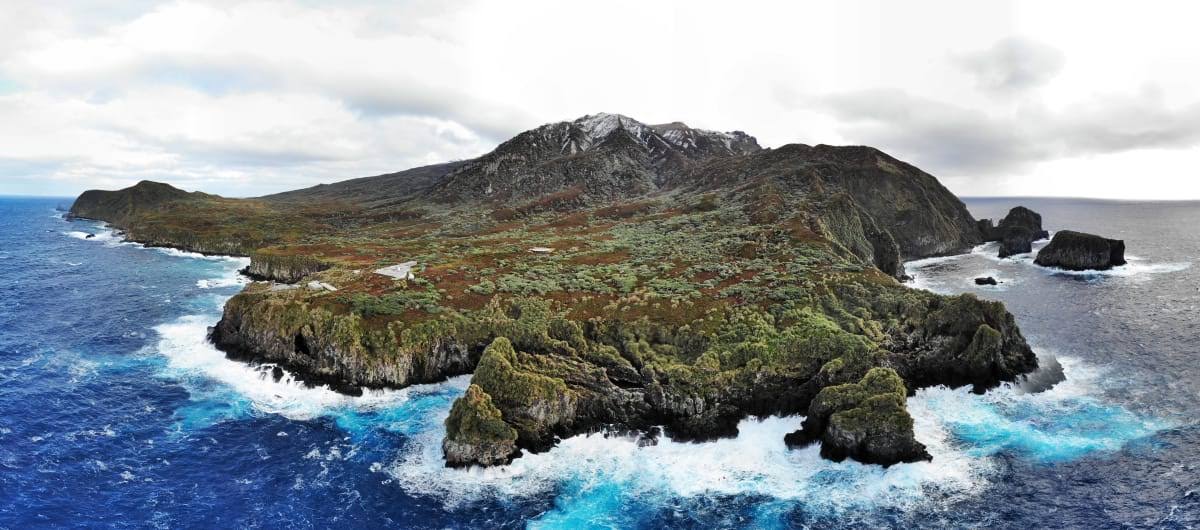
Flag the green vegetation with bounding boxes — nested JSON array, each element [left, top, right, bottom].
[[444, 384, 518, 445]]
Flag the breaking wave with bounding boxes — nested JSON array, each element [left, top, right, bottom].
[[375, 355, 1164, 527]]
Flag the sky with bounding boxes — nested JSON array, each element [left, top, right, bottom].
[[1, 1, 1199, 199]]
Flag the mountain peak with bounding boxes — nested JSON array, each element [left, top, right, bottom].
[[428, 112, 765, 203]]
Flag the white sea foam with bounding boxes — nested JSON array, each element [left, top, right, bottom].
[[387, 400, 986, 516], [196, 274, 248, 289], [903, 253, 968, 270], [910, 356, 1167, 463], [1034, 259, 1191, 278], [153, 246, 248, 265], [904, 233, 1189, 292], [153, 314, 420, 422], [383, 354, 1165, 523], [65, 229, 117, 242]]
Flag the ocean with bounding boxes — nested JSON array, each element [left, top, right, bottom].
[[0, 196, 1196, 528]]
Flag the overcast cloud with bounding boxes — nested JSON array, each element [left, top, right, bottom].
[[1, 0, 1199, 199]]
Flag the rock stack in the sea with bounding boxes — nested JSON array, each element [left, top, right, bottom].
[[978, 206, 1050, 258], [1034, 230, 1127, 270], [784, 368, 932, 466]]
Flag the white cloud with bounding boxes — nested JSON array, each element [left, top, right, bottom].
[[0, 0, 1199, 198]]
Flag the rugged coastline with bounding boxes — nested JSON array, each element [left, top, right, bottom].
[[70, 112, 1043, 468]]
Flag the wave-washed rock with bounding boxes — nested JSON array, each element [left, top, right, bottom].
[[1035, 230, 1127, 271], [978, 206, 1050, 258]]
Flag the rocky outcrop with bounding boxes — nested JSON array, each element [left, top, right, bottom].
[[784, 368, 930, 466], [443, 384, 519, 467], [886, 294, 1038, 393], [999, 227, 1036, 258], [208, 286, 479, 394], [1034, 230, 1127, 271], [67, 181, 262, 256], [439, 288, 1037, 468], [974, 277, 998, 285], [242, 252, 330, 283], [980, 206, 1049, 258]]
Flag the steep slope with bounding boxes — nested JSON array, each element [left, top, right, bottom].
[[68, 180, 198, 227], [428, 113, 762, 203], [677, 144, 981, 260], [262, 161, 467, 207]]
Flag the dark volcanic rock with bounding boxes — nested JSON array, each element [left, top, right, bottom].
[[785, 368, 931, 466], [1034, 230, 1127, 271], [997, 206, 1049, 241], [999, 226, 1035, 258], [885, 294, 1038, 394], [980, 206, 1050, 258], [974, 276, 998, 285]]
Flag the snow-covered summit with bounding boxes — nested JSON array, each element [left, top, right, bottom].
[[557, 112, 760, 156]]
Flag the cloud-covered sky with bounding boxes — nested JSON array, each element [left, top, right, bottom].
[[2, 1, 1199, 199]]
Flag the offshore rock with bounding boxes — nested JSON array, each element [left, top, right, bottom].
[[1034, 230, 1127, 271], [974, 276, 998, 285], [981, 206, 1049, 258], [999, 226, 1035, 258], [785, 368, 931, 466]]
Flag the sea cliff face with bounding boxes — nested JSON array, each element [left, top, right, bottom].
[[209, 284, 478, 393], [70, 112, 1040, 468], [243, 252, 330, 283]]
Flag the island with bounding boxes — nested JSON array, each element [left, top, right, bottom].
[[69, 113, 1040, 468]]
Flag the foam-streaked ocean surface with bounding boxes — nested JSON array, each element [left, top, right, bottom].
[[1, 196, 1197, 528]]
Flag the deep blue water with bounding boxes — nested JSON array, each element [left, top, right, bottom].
[[0, 196, 1197, 528]]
